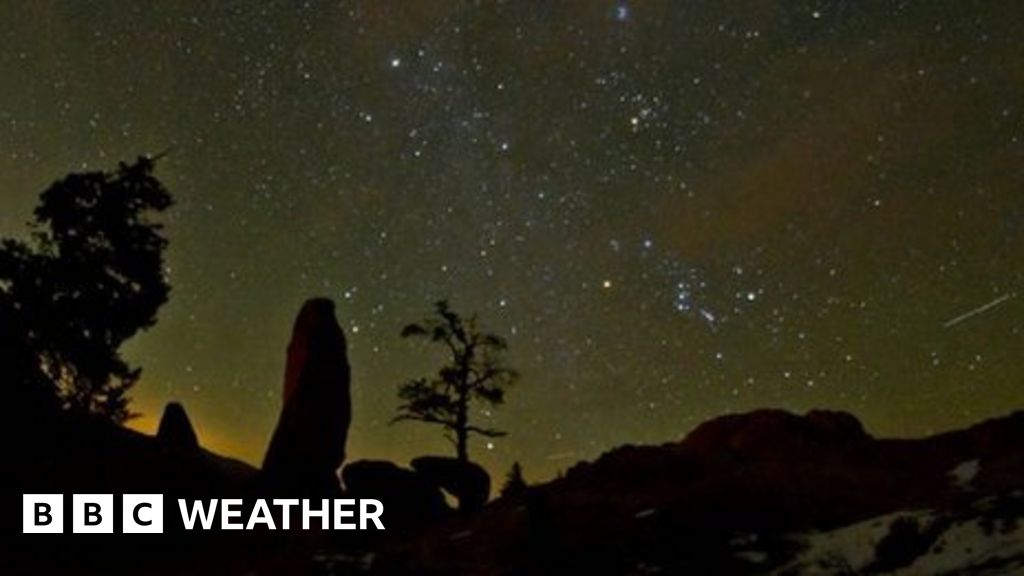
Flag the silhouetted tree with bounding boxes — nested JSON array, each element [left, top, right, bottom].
[[501, 461, 528, 498], [0, 156, 172, 422], [394, 300, 517, 462]]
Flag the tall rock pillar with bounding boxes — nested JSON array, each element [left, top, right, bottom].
[[262, 298, 351, 494]]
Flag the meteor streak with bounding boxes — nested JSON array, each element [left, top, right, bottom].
[[943, 293, 1015, 328]]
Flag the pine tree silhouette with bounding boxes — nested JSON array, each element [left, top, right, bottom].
[[0, 156, 172, 422], [393, 300, 517, 462]]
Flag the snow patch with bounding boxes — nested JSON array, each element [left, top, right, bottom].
[[634, 508, 657, 519], [773, 510, 934, 575], [949, 459, 981, 490], [774, 495, 1024, 576], [903, 514, 1024, 575]]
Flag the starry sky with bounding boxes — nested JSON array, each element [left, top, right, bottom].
[[1, 1, 1022, 481]]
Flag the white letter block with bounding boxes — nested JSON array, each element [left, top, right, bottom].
[[23, 494, 63, 534], [123, 494, 164, 534], [72, 494, 113, 534]]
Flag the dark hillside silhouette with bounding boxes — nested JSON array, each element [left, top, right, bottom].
[[371, 409, 1024, 574]]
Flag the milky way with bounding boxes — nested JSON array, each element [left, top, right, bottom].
[[1, 1, 1021, 480]]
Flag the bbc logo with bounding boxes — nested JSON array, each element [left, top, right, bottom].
[[23, 494, 164, 534]]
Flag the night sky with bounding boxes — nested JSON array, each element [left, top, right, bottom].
[[1, 1, 1021, 481]]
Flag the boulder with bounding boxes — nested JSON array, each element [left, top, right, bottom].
[[805, 409, 868, 440], [411, 455, 491, 512], [262, 298, 351, 494], [342, 460, 450, 527]]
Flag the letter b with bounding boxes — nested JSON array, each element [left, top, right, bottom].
[[85, 503, 102, 526], [37, 503, 52, 525], [73, 494, 113, 533], [23, 494, 63, 533]]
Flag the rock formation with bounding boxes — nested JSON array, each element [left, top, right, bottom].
[[411, 455, 491, 512], [156, 401, 200, 452], [262, 297, 351, 494], [342, 460, 451, 527], [681, 408, 870, 456]]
